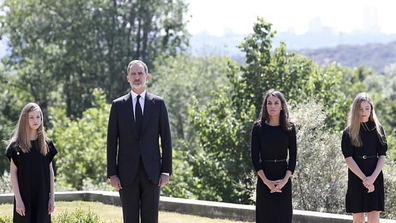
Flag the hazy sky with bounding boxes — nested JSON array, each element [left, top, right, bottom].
[[186, 0, 396, 36]]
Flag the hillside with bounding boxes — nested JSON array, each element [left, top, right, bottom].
[[2, 32, 396, 74], [296, 42, 396, 74], [189, 31, 396, 74]]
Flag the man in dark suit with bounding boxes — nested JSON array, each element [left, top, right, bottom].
[[107, 60, 172, 223]]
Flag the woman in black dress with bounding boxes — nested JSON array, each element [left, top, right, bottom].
[[251, 89, 297, 223], [6, 103, 57, 223], [341, 93, 387, 223]]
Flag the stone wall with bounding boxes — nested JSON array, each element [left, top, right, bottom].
[[1, 191, 395, 223]]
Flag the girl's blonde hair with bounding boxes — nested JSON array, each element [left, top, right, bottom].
[[7, 102, 48, 155], [347, 92, 385, 147]]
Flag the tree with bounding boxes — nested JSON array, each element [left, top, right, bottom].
[[189, 87, 255, 203], [0, 0, 189, 118], [149, 54, 231, 198], [365, 62, 396, 133], [188, 18, 367, 204], [232, 18, 358, 131], [236, 31, 316, 116], [309, 63, 368, 131], [0, 61, 33, 174], [150, 54, 230, 147], [46, 89, 110, 190]]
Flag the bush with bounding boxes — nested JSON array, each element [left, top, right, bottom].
[[53, 208, 101, 223], [383, 160, 396, 219], [0, 171, 12, 194], [291, 100, 347, 214], [0, 216, 12, 223]]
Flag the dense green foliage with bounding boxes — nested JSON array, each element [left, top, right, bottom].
[[47, 89, 110, 190], [0, 67, 34, 174], [189, 88, 255, 203], [149, 54, 231, 198], [0, 0, 189, 118]]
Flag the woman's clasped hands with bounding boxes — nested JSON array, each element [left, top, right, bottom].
[[363, 176, 375, 193], [265, 179, 288, 193]]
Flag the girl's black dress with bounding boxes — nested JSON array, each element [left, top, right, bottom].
[[6, 138, 57, 223], [341, 121, 387, 213], [251, 122, 297, 223]]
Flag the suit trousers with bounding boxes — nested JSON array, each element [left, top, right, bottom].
[[119, 157, 160, 223]]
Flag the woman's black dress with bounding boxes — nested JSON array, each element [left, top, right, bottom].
[[341, 121, 387, 213], [251, 122, 297, 223], [6, 138, 57, 223]]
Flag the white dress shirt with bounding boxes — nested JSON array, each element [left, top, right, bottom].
[[131, 90, 146, 119]]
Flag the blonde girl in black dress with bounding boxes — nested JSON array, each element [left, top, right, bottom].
[[251, 89, 297, 223], [6, 103, 57, 223], [341, 93, 387, 223]]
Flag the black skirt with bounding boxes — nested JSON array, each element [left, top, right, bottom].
[[256, 161, 292, 223]]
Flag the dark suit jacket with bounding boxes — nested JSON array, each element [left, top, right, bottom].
[[107, 92, 172, 185]]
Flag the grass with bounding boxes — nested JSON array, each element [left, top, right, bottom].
[[0, 201, 254, 223]]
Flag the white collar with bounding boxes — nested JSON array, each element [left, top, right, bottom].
[[131, 90, 146, 100]]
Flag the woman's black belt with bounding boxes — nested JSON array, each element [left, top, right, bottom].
[[263, 159, 286, 163], [354, 155, 377, 159]]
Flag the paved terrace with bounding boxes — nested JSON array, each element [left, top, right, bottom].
[[0, 191, 395, 223]]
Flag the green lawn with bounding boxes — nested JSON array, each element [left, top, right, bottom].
[[0, 201, 254, 223]]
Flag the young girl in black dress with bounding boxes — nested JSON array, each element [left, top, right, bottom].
[[6, 103, 57, 223], [341, 93, 387, 223], [251, 89, 297, 223]]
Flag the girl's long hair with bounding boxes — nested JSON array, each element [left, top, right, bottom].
[[257, 89, 293, 132], [7, 102, 48, 155], [347, 92, 385, 147]]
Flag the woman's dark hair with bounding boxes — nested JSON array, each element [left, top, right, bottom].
[[257, 89, 292, 132]]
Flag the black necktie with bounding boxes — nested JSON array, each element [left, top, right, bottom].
[[135, 95, 143, 135]]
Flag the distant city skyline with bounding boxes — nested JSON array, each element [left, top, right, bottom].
[[2, 1, 396, 58], [186, 0, 396, 36]]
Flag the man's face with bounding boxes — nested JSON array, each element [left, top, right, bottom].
[[127, 64, 149, 93]]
